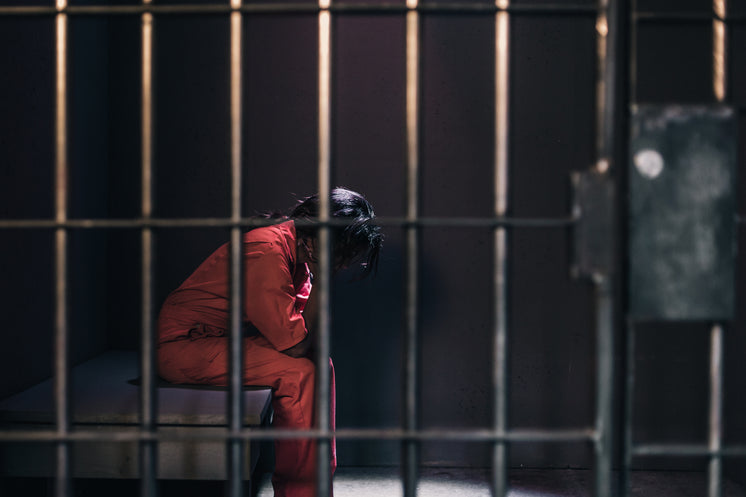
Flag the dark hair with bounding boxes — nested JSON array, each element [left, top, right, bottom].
[[290, 187, 383, 278]]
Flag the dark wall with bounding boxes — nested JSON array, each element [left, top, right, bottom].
[[0, 16, 54, 401], [0, 15, 109, 399], [1, 0, 746, 476]]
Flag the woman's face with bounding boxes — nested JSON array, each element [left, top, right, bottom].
[[334, 247, 368, 272], [299, 237, 369, 276]]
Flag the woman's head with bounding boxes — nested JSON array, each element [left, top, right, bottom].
[[290, 187, 383, 278]]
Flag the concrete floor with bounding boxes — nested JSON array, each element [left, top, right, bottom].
[[255, 467, 746, 497], [1, 468, 744, 496]]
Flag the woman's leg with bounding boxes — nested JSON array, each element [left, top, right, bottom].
[[158, 337, 336, 497]]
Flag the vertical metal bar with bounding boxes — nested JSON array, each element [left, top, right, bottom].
[[712, 0, 727, 102], [54, 3, 71, 497], [620, 321, 636, 497], [139, 4, 158, 496], [228, 2, 245, 496], [628, 0, 637, 105], [316, 2, 333, 496], [493, 2, 509, 496], [593, 276, 614, 497], [615, 1, 630, 494], [404, 2, 420, 496], [595, 0, 615, 171], [708, 5, 727, 493], [622, 5, 635, 495], [593, 1, 617, 496], [707, 324, 724, 497]]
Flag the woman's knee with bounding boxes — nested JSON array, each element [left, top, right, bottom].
[[275, 356, 316, 394], [290, 357, 316, 383]]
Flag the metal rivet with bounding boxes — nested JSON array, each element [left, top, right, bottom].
[[634, 149, 664, 179]]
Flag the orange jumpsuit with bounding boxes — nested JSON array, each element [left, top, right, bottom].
[[157, 221, 336, 497]]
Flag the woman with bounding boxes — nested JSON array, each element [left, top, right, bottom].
[[156, 187, 382, 497]]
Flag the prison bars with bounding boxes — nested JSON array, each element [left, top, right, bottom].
[[0, 216, 576, 229], [708, 324, 725, 497], [709, 4, 727, 496], [0, 427, 596, 443], [404, 1, 421, 496], [7, 3, 606, 497], [10, 211, 745, 232], [316, 1, 334, 496], [5, 3, 746, 19], [140, 2, 158, 497], [621, 2, 734, 497], [5, 2, 746, 19], [622, 323, 729, 497], [593, 1, 618, 496], [227, 1, 246, 497], [54, 3, 71, 497], [493, 2, 510, 496], [628, 1, 739, 103], [0, 3, 599, 16], [9, 2, 740, 497]]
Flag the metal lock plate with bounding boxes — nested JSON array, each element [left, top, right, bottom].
[[628, 105, 737, 321], [571, 168, 616, 279]]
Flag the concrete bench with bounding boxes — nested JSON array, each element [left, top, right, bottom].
[[0, 350, 273, 481]]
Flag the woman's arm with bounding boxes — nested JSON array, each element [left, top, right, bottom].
[[281, 284, 317, 358]]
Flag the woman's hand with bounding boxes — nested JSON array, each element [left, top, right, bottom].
[[281, 335, 311, 358], [281, 277, 317, 359]]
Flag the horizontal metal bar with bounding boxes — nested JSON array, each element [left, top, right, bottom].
[[0, 215, 577, 230], [5, 3, 746, 20], [634, 11, 746, 23], [0, 2, 598, 17], [630, 102, 746, 111], [0, 427, 596, 444], [633, 444, 746, 458]]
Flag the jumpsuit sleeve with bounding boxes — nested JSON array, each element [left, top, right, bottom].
[[243, 241, 308, 351]]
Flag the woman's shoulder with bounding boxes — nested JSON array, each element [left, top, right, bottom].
[[243, 220, 296, 253]]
